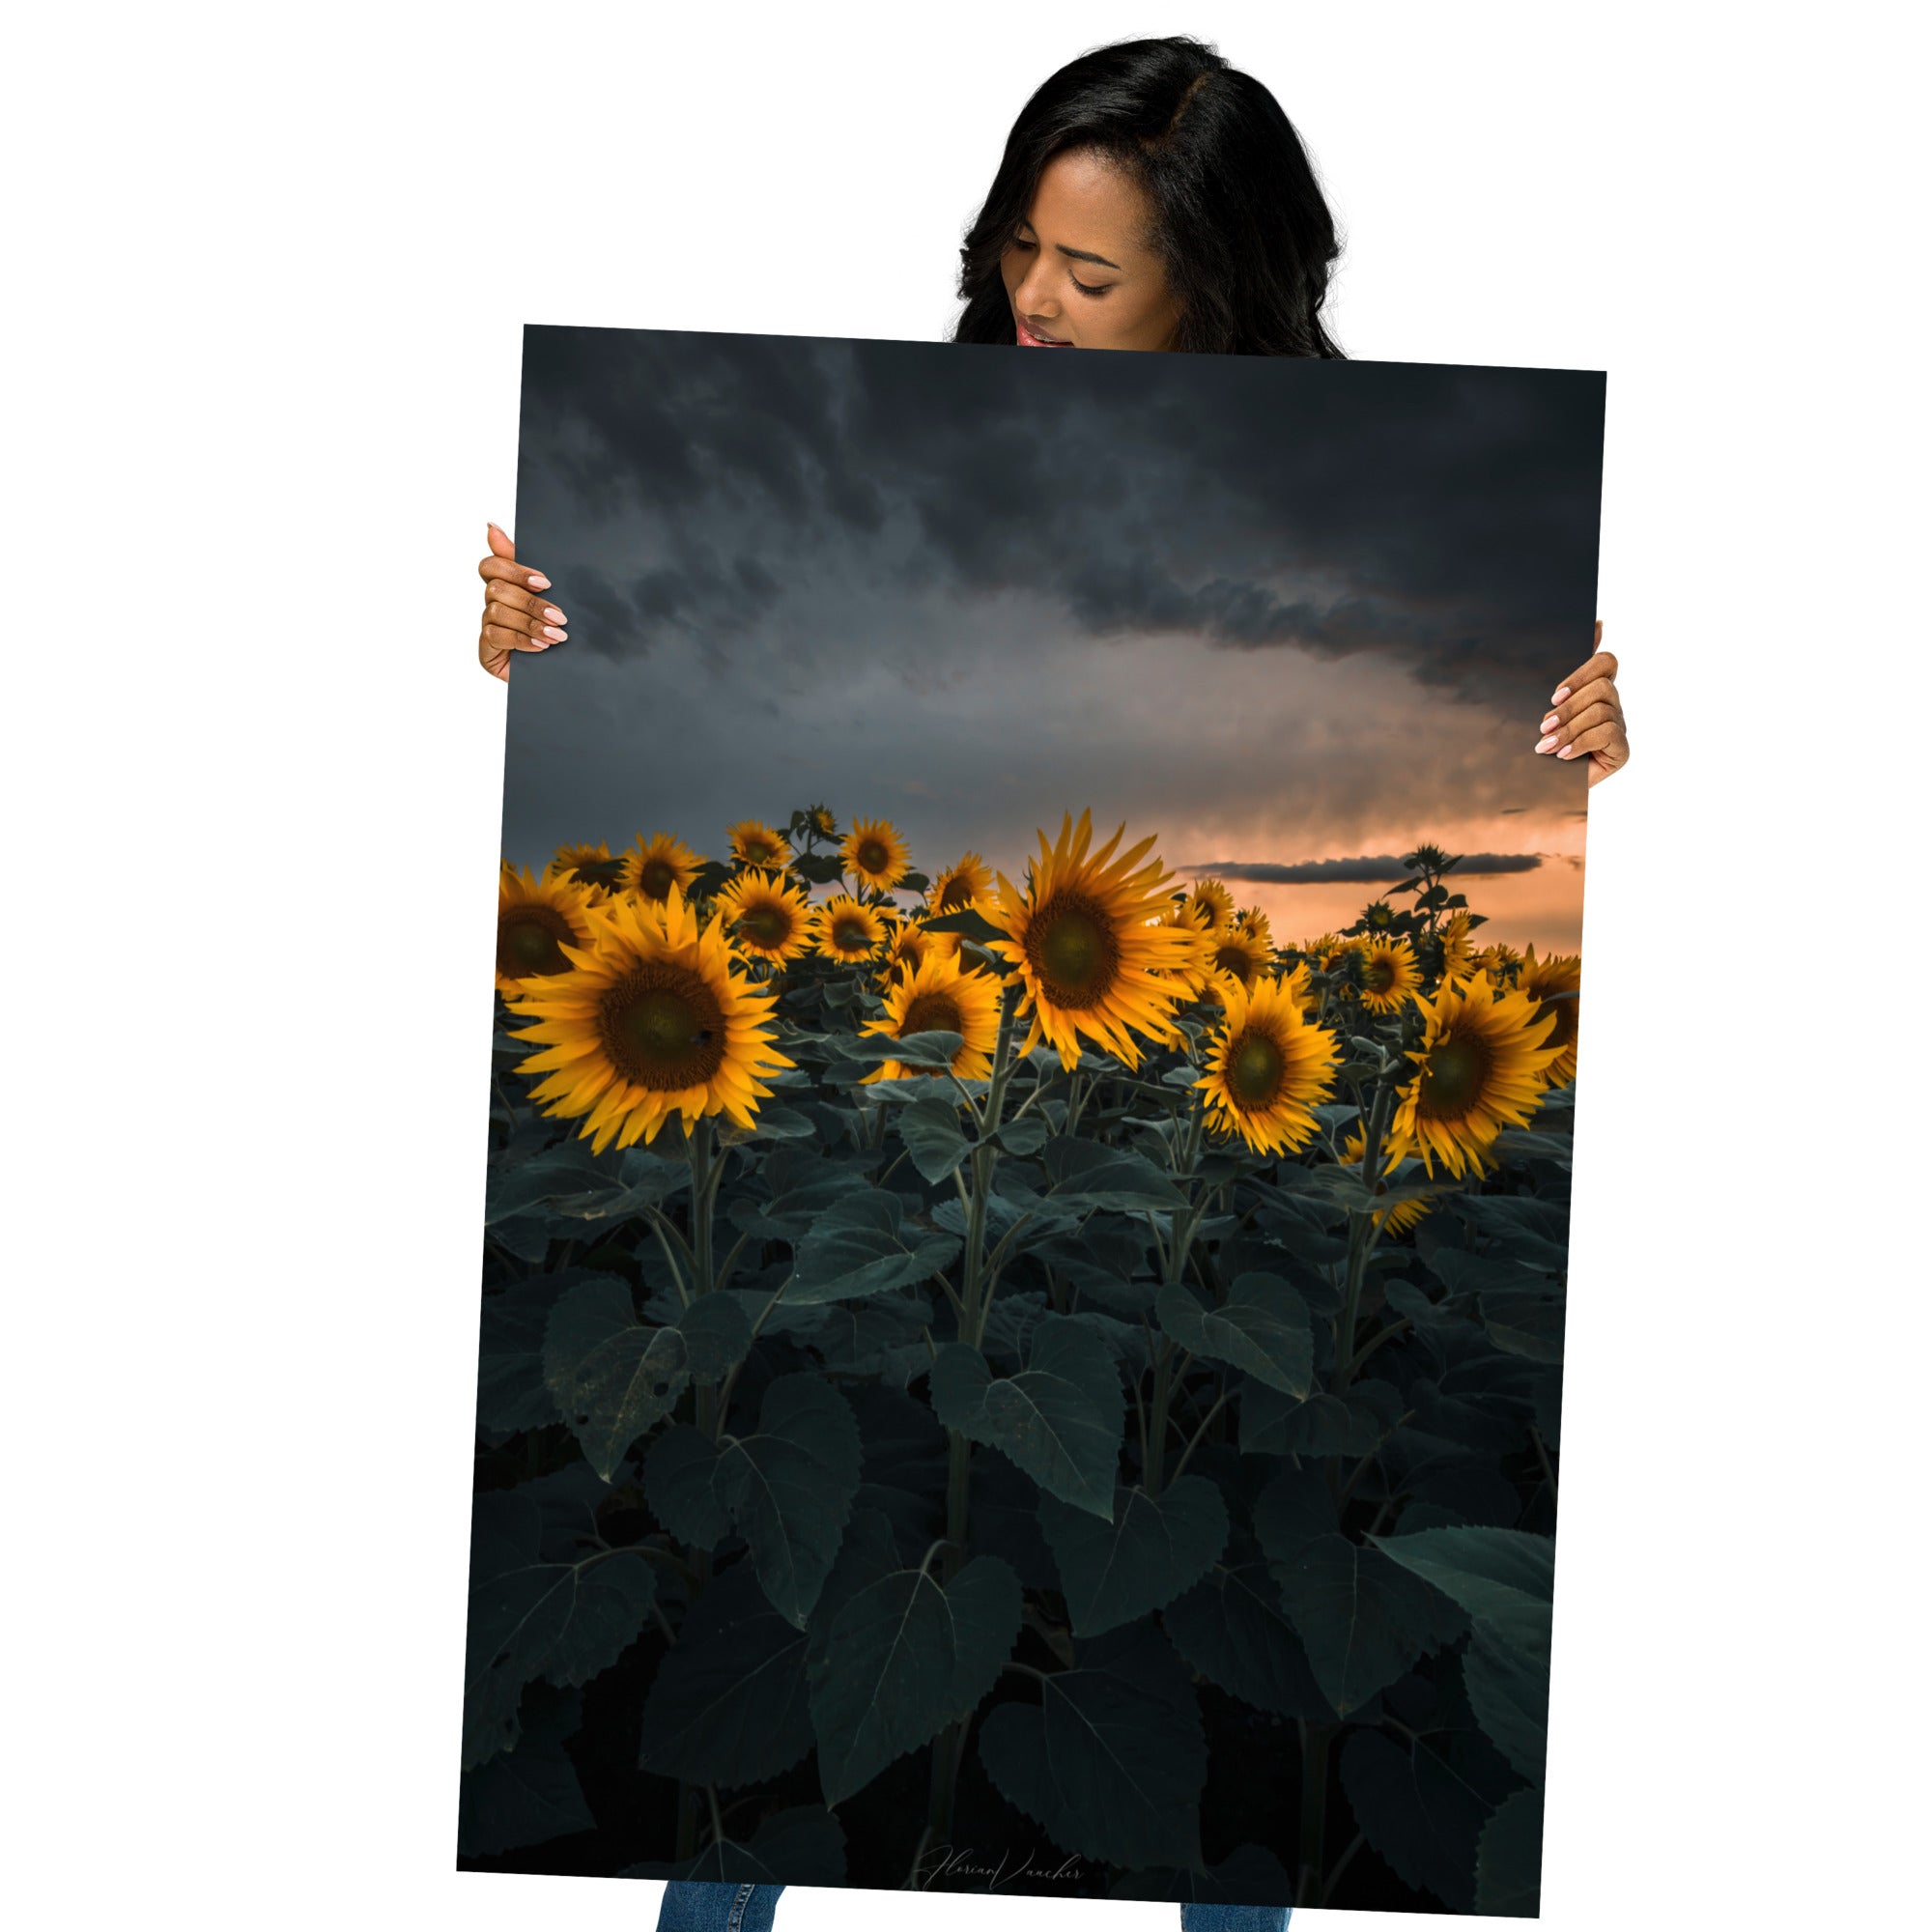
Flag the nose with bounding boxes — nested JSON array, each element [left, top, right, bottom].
[[1012, 256, 1061, 325]]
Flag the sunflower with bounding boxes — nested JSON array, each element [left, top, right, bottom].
[[812, 894, 889, 963], [1152, 900, 1217, 999], [860, 951, 1004, 1082], [1341, 1126, 1434, 1236], [1391, 979, 1563, 1179], [1277, 958, 1319, 1015], [879, 916, 961, 981], [1185, 878, 1236, 931], [1439, 910, 1479, 982], [1208, 922, 1275, 999], [927, 851, 996, 916], [1198, 972, 1341, 1155], [506, 886, 793, 1152], [1356, 936, 1422, 1013], [1517, 944, 1581, 1087], [803, 804, 838, 839], [620, 831, 705, 905], [983, 810, 1195, 1069], [1478, 941, 1523, 982], [715, 868, 813, 965], [840, 816, 911, 893], [544, 841, 625, 896], [725, 819, 793, 870], [1304, 934, 1360, 977], [1234, 905, 1274, 951], [497, 864, 599, 998]]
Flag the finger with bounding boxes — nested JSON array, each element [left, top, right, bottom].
[[1539, 677, 1621, 735], [1556, 721, 1627, 763], [478, 553, 554, 593], [1536, 699, 1616, 753], [483, 579, 569, 628], [1548, 648, 1618, 706], [482, 620, 554, 657], [485, 601, 569, 644], [487, 522, 517, 560]]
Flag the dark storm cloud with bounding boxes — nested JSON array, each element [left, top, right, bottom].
[[1185, 853, 1546, 885], [515, 327, 1605, 696]]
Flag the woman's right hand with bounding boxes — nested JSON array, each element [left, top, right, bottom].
[[477, 522, 567, 681]]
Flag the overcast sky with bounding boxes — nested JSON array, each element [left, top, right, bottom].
[[502, 327, 1603, 950]]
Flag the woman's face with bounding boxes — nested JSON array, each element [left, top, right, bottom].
[[1000, 148, 1181, 352]]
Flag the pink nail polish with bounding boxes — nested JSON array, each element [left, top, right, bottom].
[[526, 573, 551, 589], [1540, 714, 1559, 733], [1556, 744, 1577, 758], [543, 607, 564, 622], [530, 640, 550, 651], [1550, 686, 1571, 705], [1536, 734, 1559, 753], [542, 625, 566, 641]]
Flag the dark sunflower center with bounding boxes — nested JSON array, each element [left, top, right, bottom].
[[739, 902, 791, 947], [745, 837, 780, 863], [937, 876, 975, 912], [1215, 943, 1256, 985], [1026, 891, 1121, 1007], [638, 859, 676, 899], [900, 992, 963, 1038], [498, 905, 573, 979], [577, 859, 625, 890], [1227, 1028, 1286, 1108], [833, 916, 873, 953], [1363, 954, 1396, 993], [856, 838, 890, 874], [1418, 1029, 1495, 1122], [598, 966, 726, 1091]]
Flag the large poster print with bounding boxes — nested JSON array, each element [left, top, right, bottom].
[[465, 326, 1604, 1917]]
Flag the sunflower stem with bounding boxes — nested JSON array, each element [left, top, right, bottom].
[[1336, 1083, 1397, 1391]]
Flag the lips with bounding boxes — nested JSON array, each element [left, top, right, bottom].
[[1015, 315, 1070, 347]]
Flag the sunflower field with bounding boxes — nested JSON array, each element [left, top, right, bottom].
[[465, 808, 1579, 1917]]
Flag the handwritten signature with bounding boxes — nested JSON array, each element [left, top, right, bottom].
[[915, 1843, 1088, 1890]]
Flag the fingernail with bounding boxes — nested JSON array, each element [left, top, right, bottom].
[[526, 572, 551, 589], [543, 607, 565, 623], [1540, 713, 1559, 733], [1556, 744, 1577, 758], [1535, 733, 1559, 753], [1550, 686, 1571, 705], [529, 640, 550, 651], [542, 626, 566, 641], [487, 522, 504, 536]]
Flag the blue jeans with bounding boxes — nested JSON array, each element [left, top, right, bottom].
[[653, 1883, 1288, 1931]]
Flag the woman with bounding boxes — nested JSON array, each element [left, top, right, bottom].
[[480, 37, 1621, 1932], [475, 37, 1627, 784]]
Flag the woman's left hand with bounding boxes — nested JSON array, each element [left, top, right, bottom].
[[1536, 620, 1629, 786]]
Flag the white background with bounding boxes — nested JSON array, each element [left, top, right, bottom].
[[7, 4, 1923, 1929]]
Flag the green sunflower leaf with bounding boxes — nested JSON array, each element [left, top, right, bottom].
[[1154, 1271, 1313, 1398], [928, 1315, 1124, 1520], [462, 1489, 657, 1771], [808, 1553, 1021, 1804], [711, 1373, 864, 1626], [976, 1621, 1207, 1871], [1038, 1477, 1228, 1636], [895, 1094, 974, 1182], [636, 1562, 815, 1787], [788, 1188, 962, 1303], [543, 1276, 691, 1481], [1267, 1532, 1463, 1716]]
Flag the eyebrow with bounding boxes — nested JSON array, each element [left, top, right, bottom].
[[1017, 220, 1121, 271]]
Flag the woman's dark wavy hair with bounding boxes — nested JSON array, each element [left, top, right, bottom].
[[952, 36, 1345, 358]]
